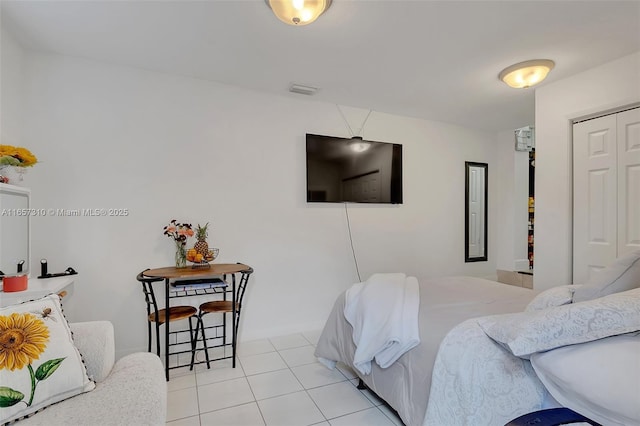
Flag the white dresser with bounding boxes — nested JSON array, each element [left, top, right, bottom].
[[0, 275, 75, 308]]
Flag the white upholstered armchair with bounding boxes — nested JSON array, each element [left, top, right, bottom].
[[19, 321, 167, 426]]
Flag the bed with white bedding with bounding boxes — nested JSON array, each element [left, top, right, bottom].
[[314, 275, 544, 426], [314, 251, 640, 426]]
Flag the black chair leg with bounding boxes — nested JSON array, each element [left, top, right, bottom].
[[200, 315, 211, 369], [233, 310, 241, 368], [155, 322, 161, 356], [190, 318, 197, 370], [147, 321, 152, 353], [188, 317, 196, 370], [222, 311, 227, 347]]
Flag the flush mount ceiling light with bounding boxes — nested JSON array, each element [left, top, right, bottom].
[[499, 59, 555, 89], [265, 0, 332, 26]]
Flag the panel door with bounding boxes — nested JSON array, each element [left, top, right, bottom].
[[617, 108, 640, 256], [342, 172, 381, 203], [573, 114, 618, 284]]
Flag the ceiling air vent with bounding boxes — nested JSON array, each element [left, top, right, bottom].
[[289, 84, 319, 96]]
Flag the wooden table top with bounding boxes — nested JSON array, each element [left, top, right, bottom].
[[143, 263, 251, 279]]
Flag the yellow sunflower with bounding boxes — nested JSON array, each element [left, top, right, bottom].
[[13, 147, 38, 167], [0, 144, 17, 156], [0, 313, 49, 371], [0, 144, 38, 167]]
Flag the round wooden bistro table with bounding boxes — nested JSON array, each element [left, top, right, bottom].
[[142, 263, 252, 380]]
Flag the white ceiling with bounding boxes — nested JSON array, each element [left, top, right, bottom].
[[2, 0, 639, 133]]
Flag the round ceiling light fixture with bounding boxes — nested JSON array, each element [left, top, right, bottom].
[[499, 59, 555, 89], [265, 0, 332, 26]]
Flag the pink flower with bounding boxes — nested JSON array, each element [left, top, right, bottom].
[[163, 221, 193, 242]]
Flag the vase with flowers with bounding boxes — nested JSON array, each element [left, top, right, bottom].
[[163, 220, 194, 268], [0, 145, 38, 185]]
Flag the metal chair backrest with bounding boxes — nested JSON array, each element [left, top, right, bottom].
[[136, 269, 165, 322], [234, 266, 253, 312]]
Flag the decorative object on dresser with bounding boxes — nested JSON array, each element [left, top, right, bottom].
[[0, 144, 37, 185], [37, 260, 78, 279], [2, 273, 28, 292]]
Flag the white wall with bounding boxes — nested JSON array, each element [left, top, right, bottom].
[[1, 26, 26, 277], [534, 52, 640, 290], [1, 25, 25, 153], [2, 47, 502, 358], [494, 130, 530, 272]]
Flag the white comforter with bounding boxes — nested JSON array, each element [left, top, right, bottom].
[[315, 276, 543, 426], [424, 318, 547, 426], [344, 273, 420, 375]]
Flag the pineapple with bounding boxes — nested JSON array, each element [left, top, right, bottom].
[[194, 223, 210, 258]]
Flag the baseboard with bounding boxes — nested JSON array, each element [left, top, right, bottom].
[[239, 320, 327, 343]]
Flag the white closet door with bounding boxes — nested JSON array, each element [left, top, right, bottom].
[[573, 114, 618, 284], [617, 108, 640, 256]]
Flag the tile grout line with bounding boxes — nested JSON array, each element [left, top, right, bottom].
[[297, 355, 359, 425], [240, 362, 267, 426], [194, 359, 261, 420], [281, 346, 329, 424], [271, 345, 324, 426], [168, 331, 404, 426]]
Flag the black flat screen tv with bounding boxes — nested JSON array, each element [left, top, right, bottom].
[[306, 133, 403, 204]]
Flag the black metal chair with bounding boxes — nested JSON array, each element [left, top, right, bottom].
[[193, 266, 253, 369], [136, 270, 198, 364]]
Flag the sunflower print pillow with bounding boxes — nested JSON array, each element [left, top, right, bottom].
[[0, 294, 94, 424]]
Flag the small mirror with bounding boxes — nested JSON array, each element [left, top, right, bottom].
[[465, 162, 487, 262], [0, 185, 30, 276]]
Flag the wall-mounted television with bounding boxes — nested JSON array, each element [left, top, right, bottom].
[[306, 133, 403, 204]]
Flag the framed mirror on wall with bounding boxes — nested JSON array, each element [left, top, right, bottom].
[[465, 162, 488, 262], [0, 184, 31, 276]]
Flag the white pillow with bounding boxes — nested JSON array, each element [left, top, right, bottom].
[[573, 249, 640, 302], [530, 332, 640, 426], [477, 287, 640, 358], [0, 294, 95, 424], [525, 285, 582, 312]]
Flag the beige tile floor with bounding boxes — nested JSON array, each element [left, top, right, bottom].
[[166, 330, 405, 426]]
